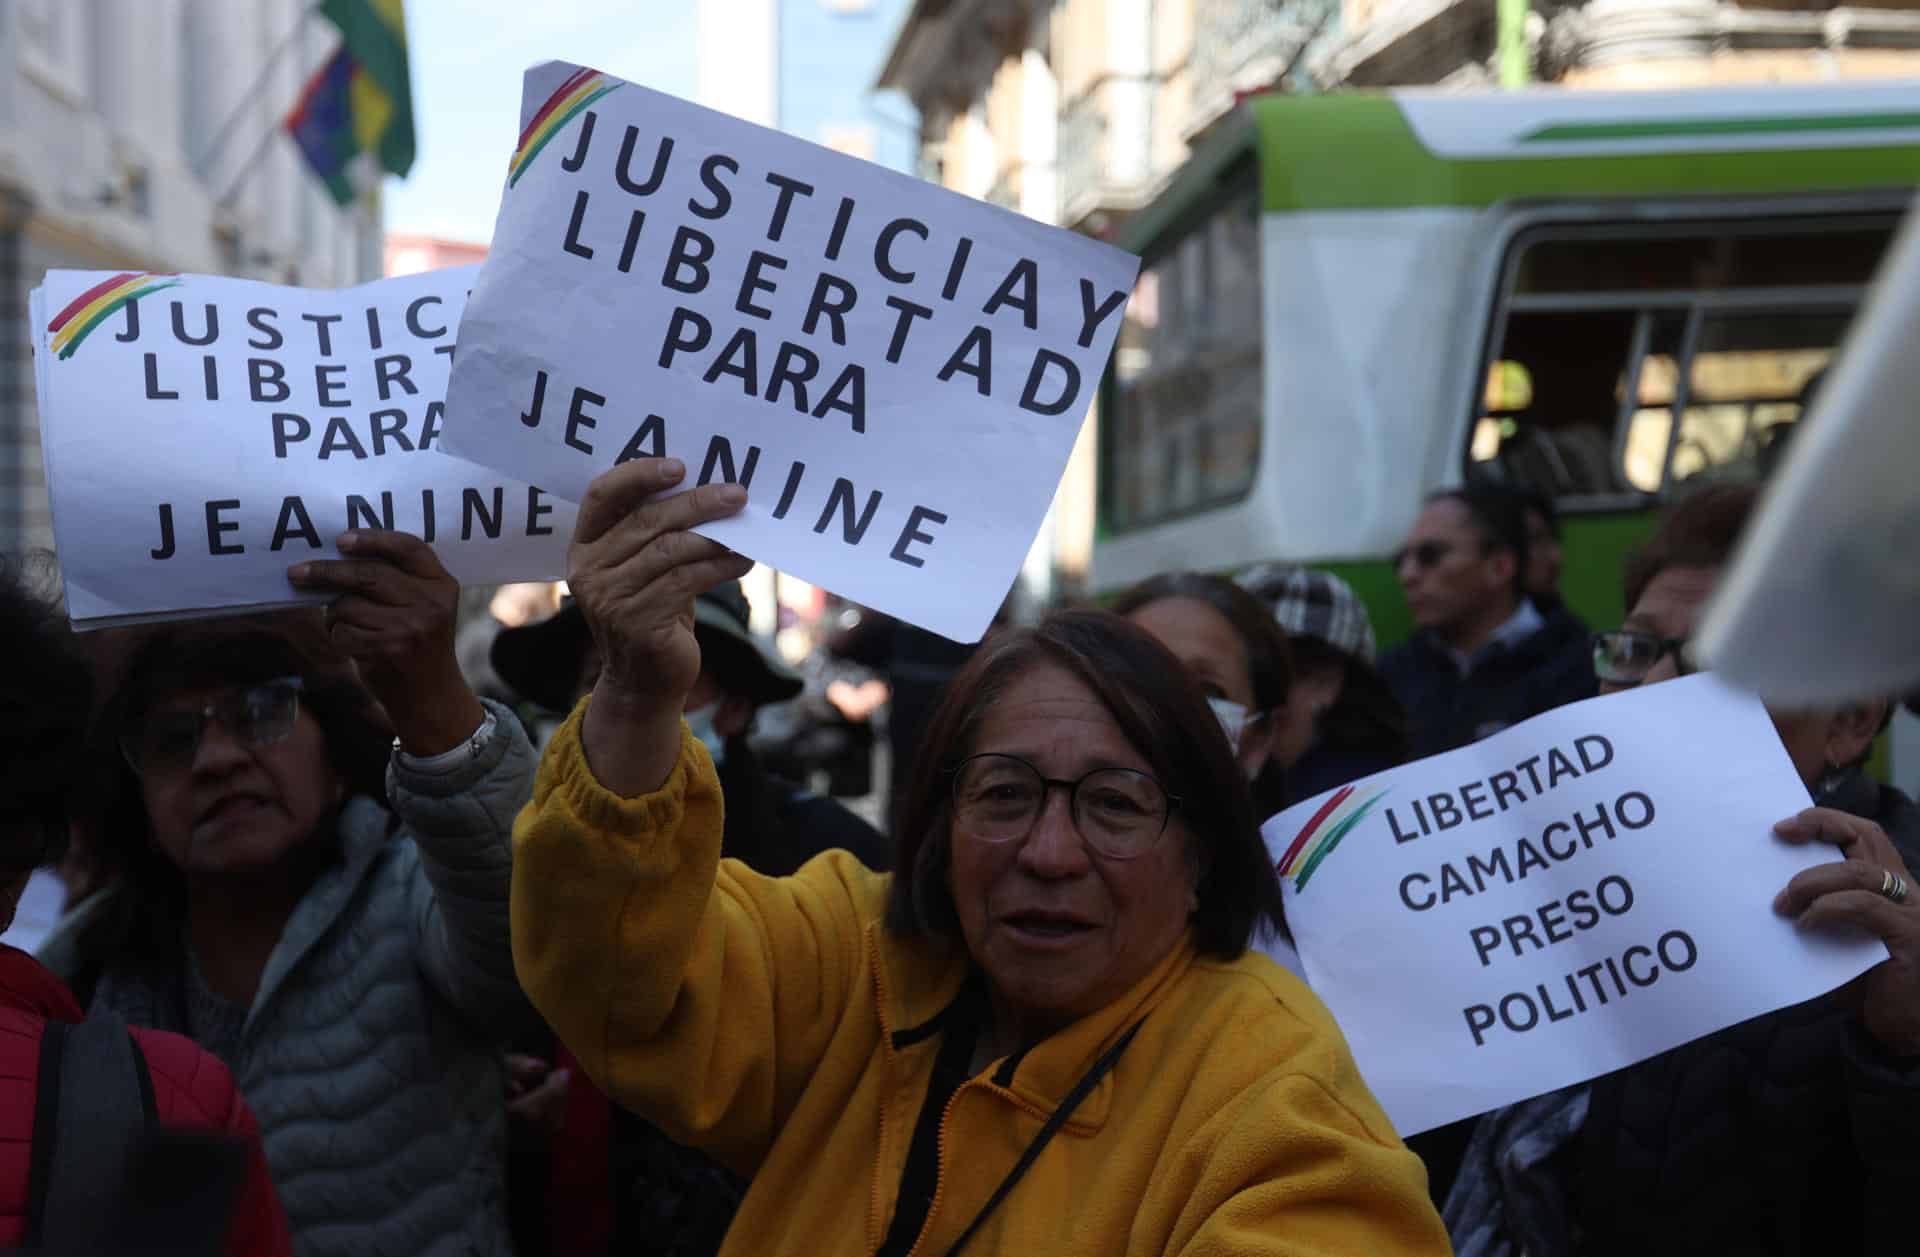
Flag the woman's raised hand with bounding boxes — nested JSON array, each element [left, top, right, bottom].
[[567, 458, 752, 794], [288, 530, 485, 755]]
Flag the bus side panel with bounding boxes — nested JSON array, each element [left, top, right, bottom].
[[1558, 510, 1659, 632]]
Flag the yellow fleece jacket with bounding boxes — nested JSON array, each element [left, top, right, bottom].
[[512, 707, 1451, 1256]]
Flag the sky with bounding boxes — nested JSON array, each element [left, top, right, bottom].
[[385, 1, 699, 244]]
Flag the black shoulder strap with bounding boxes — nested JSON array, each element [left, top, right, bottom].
[[23, 1012, 157, 1251], [944, 1017, 1146, 1257], [22, 1021, 68, 1248]]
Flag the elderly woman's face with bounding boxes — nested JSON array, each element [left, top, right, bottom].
[[137, 680, 341, 878], [946, 662, 1198, 1043]]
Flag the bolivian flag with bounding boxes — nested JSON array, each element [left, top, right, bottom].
[[286, 0, 415, 205]]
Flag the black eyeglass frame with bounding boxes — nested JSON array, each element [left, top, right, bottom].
[[947, 752, 1182, 861], [1591, 630, 1697, 685], [118, 676, 308, 777]]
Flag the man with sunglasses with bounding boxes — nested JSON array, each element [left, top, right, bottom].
[[1447, 485, 1920, 1257], [1379, 486, 1595, 760]]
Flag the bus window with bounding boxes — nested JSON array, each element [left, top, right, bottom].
[[1104, 163, 1262, 534], [1467, 211, 1899, 507]]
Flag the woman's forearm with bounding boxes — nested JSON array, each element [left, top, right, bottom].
[[581, 679, 690, 797]]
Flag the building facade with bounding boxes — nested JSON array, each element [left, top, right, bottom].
[[880, 0, 1920, 594], [1326, 0, 1920, 88], [0, 0, 384, 554]]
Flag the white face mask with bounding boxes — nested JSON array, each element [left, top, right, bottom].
[[1206, 696, 1250, 753], [685, 703, 726, 767]]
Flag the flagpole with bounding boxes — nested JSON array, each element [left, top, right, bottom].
[[214, 112, 296, 210], [192, 2, 324, 181]]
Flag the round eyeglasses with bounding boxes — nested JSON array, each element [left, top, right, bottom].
[[949, 753, 1177, 860], [119, 677, 306, 777]]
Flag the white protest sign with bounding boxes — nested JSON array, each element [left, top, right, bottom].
[[1261, 676, 1885, 1137], [32, 267, 573, 628], [442, 62, 1140, 643], [1698, 203, 1920, 704]]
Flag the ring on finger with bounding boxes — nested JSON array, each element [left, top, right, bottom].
[[1878, 869, 1910, 905]]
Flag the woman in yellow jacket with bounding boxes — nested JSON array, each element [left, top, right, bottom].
[[512, 458, 1450, 1256]]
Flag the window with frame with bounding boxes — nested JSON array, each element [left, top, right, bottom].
[[1104, 162, 1263, 534], [1466, 209, 1901, 507], [14, 0, 88, 102]]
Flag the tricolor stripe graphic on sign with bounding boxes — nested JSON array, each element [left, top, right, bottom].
[[47, 273, 183, 360], [509, 68, 622, 187], [1275, 784, 1389, 893]]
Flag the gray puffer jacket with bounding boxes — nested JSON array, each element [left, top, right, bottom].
[[38, 700, 535, 1257]]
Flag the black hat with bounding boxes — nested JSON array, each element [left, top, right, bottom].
[[490, 581, 803, 714]]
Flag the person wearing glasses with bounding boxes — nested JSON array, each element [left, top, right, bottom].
[[1379, 487, 1595, 759], [1111, 572, 1294, 817], [38, 531, 535, 1257], [0, 562, 291, 1255], [510, 458, 1449, 1256], [1447, 484, 1920, 1257]]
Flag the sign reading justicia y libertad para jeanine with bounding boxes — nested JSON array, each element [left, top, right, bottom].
[[34, 266, 571, 627], [443, 61, 1140, 644]]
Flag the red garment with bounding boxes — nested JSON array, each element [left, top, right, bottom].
[[0, 945, 291, 1254], [544, 1042, 613, 1257]]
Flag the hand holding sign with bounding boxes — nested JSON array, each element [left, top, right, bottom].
[[568, 459, 754, 796], [1774, 806, 1920, 1055], [289, 531, 486, 756]]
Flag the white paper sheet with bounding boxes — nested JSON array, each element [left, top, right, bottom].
[[1697, 202, 1920, 704], [32, 266, 572, 627], [442, 62, 1140, 643], [1261, 676, 1885, 1136]]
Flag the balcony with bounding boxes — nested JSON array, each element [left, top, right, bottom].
[[1058, 74, 1159, 234], [1186, 0, 1338, 134]]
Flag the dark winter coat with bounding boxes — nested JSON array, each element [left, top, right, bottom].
[[1379, 605, 1596, 759], [1564, 771, 1920, 1256]]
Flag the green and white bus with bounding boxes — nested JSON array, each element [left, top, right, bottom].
[[1094, 80, 1920, 659]]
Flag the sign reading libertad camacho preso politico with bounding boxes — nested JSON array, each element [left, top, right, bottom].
[[1261, 676, 1887, 1137], [33, 266, 573, 628], [442, 62, 1141, 644]]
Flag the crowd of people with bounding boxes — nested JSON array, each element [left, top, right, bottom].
[[2, 457, 1917, 1256]]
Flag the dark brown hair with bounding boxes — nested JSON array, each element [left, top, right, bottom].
[[885, 609, 1287, 958], [0, 556, 91, 876], [69, 612, 393, 989], [1434, 486, 1532, 599], [1623, 484, 1760, 611], [1288, 634, 1409, 762], [1109, 571, 1294, 715]]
